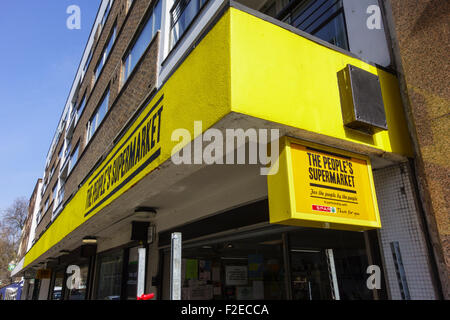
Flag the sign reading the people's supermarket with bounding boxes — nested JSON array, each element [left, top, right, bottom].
[[84, 96, 163, 218], [268, 137, 381, 231]]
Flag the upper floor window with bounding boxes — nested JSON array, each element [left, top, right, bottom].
[[102, 0, 114, 28], [58, 145, 63, 159], [77, 93, 87, 120], [42, 180, 48, 196], [68, 143, 79, 173], [170, 0, 209, 49], [94, 25, 117, 83], [274, 0, 349, 50], [84, 48, 93, 74], [36, 210, 42, 224], [50, 164, 55, 178], [122, 0, 162, 86], [65, 141, 72, 159], [58, 185, 65, 207], [52, 184, 57, 200], [87, 88, 110, 142], [44, 198, 49, 213]]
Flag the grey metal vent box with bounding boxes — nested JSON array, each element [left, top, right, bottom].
[[338, 64, 388, 133]]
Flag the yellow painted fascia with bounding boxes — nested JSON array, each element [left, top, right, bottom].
[[229, 7, 413, 157], [24, 10, 233, 269]]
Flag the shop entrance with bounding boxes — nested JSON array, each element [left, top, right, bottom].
[[290, 249, 331, 300], [161, 225, 373, 300]]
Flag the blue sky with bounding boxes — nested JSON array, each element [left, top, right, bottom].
[[0, 1, 100, 210]]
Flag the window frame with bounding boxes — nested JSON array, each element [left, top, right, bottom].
[[83, 48, 94, 74], [52, 184, 57, 200], [50, 164, 55, 178], [93, 22, 117, 84], [101, 0, 114, 29], [58, 185, 65, 207], [87, 87, 110, 143], [58, 145, 64, 159], [277, 0, 350, 51], [121, 0, 162, 87], [68, 142, 80, 174], [36, 209, 42, 225], [77, 92, 87, 120], [169, 0, 210, 51], [44, 198, 49, 213]]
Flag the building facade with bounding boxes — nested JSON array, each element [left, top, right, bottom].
[[12, 0, 448, 300]]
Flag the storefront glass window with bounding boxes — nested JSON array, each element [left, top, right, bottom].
[[96, 251, 123, 300], [51, 271, 64, 300], [287, 228, 371, 300], [126, 247, 139, 300], [164, 233, 286, 300], [162, 226, 373, 300]]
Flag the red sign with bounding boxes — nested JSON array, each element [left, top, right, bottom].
[[312, 205, 336, 213]]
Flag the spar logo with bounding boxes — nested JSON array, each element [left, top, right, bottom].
[[312, 205, 336, 213]]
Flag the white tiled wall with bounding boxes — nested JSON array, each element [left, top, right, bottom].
[[373, 163, 437, 299]]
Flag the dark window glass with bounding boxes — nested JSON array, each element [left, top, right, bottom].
[[162, 233, 287, 300], [77, 94, 86, 120], [125, 247, 139, 300], [87, 88, 109, 142], [170, 0, 210, 49], [161, 227, 371, 300], [51, 271, 64, 300], [269, 0, 349, 50], [122, 1, 162, 85], [94, 26, 116, 82], [96, 250, 123, 300]]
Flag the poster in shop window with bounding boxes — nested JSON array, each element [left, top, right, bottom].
[[199, 260, 211, 281], [248, 254, 263, 280], [268, 137, 381, 231], [185, 259, 198, 280], [225, 266, 248, 286]]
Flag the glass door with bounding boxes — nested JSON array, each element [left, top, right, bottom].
[[95, 251, 123, 300], [51, 270, 65, 300], [289, 249, 332, 300], [287, 228, 372, 300], [125, 247, 139, 300]]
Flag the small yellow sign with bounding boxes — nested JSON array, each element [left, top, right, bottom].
[[268, 137, 381, 231]]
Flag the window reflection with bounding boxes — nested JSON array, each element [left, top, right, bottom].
[[96, 251, 123, 300]]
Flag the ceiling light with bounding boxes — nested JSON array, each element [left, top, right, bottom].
[[259, 240, 282, 245], [82, 237, 97, 244], [290, 249, 321, 253], [134, 207, 157, 219]]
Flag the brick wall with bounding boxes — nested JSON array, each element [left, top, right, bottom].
[[35, 128, 64, 239], [64, 0, 160, 202], [34, 0, 160, 241], [18, 179, 42, 259]]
